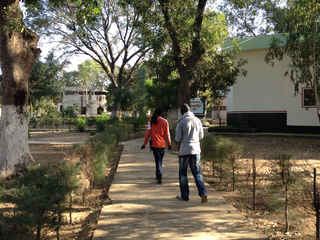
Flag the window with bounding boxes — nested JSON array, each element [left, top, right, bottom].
[[303, 88, 318, 107], [65, 91, 75, 95]]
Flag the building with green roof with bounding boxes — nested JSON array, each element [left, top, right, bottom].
[[221, 34, 320, 133]]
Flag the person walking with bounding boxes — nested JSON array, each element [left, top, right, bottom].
[[175, 103, 207, 203], [141, 107, 171, 184]]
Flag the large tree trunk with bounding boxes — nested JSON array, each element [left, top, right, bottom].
[[112, 85, 120, 117], [159, 0, 207, 108], [178, 67, 191, 107], [0, 0, 41, 180]]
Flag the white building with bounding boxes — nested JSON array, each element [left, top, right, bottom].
[[59, 87, 108, 115], [211, 97, 227, 119], [224, 34, 320, 133]]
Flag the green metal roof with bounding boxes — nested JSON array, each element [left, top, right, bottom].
[[222, 33, 286, 51]]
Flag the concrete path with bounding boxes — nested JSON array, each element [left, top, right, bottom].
[[93, 138, 269, 240]]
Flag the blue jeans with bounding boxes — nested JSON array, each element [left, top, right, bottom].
[[179, 154, 207, 200], [152, 147, 165, 180]]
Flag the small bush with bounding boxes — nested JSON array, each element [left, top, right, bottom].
[[87, 117, 96, 130], [95, 113, 109, 132], [201, 134, 244, 185], [76, 117, 87, 132], [0, 162, 80, 240]]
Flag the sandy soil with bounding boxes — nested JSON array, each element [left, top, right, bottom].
[[29, 131, 93, 165], [201, 134, 320, 240]]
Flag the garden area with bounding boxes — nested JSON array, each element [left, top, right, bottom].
[[0, 113, 147, 240], [1, 112, 320, 240], [198, 134, 320, 240]]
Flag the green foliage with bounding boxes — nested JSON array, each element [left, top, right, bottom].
[[0, 6, 29, 38], [76, 117, 87, 132], [264, 1, 320, 117], [52, 115, 63, 130], [75, 60, 108, 88], [85, 127, 123, 183], [25, 0, 154, 115], [218, 0, 286, 38], [61, 106, 78, 118], [0, 162, 80, 239], [123, 115, 149, 136], [269, 154, 302, 232], [201, 134, 244, 184], [95, 112, 110, 132], [87, 117, 96, 130], [191, 50, 248, 101], [270, 154, 296, 186], [145, 55, 179, 112], [29, 51, 68, 107]]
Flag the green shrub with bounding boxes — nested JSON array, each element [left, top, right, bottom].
[[76, 117, 87, 132], [87, 117, 96, 130], [95, 112, 109, 132], [131, 115, 149, 136], [201, 134, 244, 185], [52, 116, 63, 130], [87, 127, 122, 183], [0, 162, 80, 240], [90, 130, 96, 136]]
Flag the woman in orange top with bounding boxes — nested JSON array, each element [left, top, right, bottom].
[[141, 107, 171, 184]]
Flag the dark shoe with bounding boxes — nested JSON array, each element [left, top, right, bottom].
[[177, 195, 188, 201], [157, 179, 162, 184], [201, 194, 208, 203]]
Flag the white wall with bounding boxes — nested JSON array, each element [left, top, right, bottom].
[[229, 48, 320, 127], [226, 86, 233, 113], [232, 49, 288, 112], [286, 79, 320, 126]]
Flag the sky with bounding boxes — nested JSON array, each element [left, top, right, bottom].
[[38, 40, 90, 72]]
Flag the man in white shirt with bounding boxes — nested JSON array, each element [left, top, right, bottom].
[[175, 103, 207, 203]]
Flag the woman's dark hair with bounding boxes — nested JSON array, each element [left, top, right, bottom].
[[151, 107, 165, 125]]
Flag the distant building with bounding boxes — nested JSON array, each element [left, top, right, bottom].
[[212, 97, 227, 119], [59, 87, 108, 115]]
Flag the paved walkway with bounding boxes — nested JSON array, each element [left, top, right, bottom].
[[93, 138, 269, 240]]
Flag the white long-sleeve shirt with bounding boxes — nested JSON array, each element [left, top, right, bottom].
[[175, 112, 204, 156]]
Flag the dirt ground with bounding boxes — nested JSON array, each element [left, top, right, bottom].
[[201, 134, 320, 240], [29, 131, 93, 165], [26, 132, 320, 239]]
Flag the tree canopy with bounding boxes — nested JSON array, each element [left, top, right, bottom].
[[265, 0, 320, 121], [218, 0, 286, 38], [25, 0, 163, 116], [29, 50, 68, 107]]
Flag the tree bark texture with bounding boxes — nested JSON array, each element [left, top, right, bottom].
[[159, 0, 207, 108], [0, 0, 41, 180], [112, 85, 120, 117]]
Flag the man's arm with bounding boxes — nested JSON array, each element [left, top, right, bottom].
[[175, 122, 182, 142], [199, 120, 204, 140]]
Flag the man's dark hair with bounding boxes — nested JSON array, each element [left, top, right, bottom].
[[180, 103, 190, 115]]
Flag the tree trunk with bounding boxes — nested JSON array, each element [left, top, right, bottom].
[[0, 0, 41, 180], [112, 85, 120, 117], [178, 67, 191, 107], [285, 185, 289, 232]]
